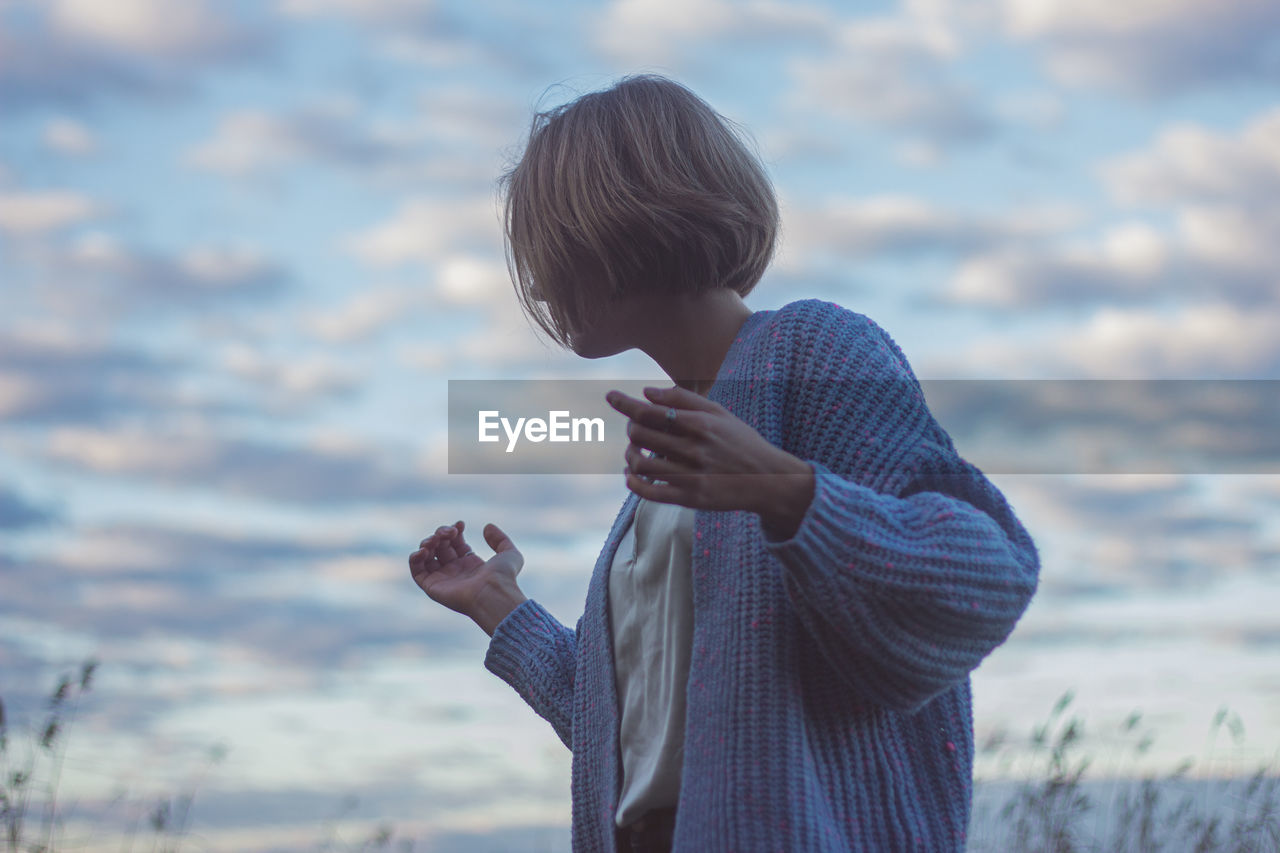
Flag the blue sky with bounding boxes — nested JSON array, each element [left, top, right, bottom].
[[2, 0, 1279, 849]]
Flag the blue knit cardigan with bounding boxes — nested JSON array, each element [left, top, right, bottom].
[[484, 298, 1040, 851]]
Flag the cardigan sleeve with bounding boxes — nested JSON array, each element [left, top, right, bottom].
[[483, 598, 578, 749], [757, 302, 1040, 714], [760, 447, 1040, 715]]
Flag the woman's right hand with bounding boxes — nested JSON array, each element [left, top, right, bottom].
[[408, 520, 526, 632]]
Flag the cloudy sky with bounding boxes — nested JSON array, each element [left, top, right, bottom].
[[2, 0, 1279, 849]]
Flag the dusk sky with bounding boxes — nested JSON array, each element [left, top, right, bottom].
[[2, 0, 1279, 849]]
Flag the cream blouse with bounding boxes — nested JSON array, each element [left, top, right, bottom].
[[608, 495, 696, 828]]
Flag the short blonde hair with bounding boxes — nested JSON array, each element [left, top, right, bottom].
[[498, 74, 779, 348]]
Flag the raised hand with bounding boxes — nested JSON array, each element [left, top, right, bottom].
[[409, 520, 526, 632], [605, 385, 815, 539]]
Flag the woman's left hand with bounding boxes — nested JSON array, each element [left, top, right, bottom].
[[605, 385, 815, 539]]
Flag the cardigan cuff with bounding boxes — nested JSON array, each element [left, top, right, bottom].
[[483, 597, 562, 687], [758, 458, 848, 549], [757, 458, 890, 596]]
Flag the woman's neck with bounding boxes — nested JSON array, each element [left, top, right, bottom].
[[632, 289, 754, 397]]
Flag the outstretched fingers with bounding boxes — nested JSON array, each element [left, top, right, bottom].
[[432, 520, 468, 562], [446, 520, 474, 559], [419, 524, 458, 550], [411, 522, 464, 575]]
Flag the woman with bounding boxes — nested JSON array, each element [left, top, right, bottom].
[[408, 74, 1040, 852]]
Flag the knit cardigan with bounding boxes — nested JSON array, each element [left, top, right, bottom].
[[484, 298, 1041, 852]]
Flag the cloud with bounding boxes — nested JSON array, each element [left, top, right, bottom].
[[1045, 303, 1280, 377], [1174, 204, 1280, 288], [301, 286, 433, 344], [183, 103, 411, 178], [589, 0, 991, 152], [1103, 108, 1280, 296], [1101, 106, 1280, 208], [916, 378, 1280, 475], [377, 32, 494, 69], [941, 221, 1170, 308], [942, 106, 1280, 312], [276, 0, 549, 80], [592, 0, 737, 61], [415, 86, 525, 151], [0, 315, 352, 431], [9, 231, 290, 319], [435, 256, 511, 306], [963, 476, 1279, 604], [780, 193, 1076, 263], [184, 89, 521, 189], [778, 7, 994, 148], [215, 343, 363, 402], [991, 91, 1066, 131], [0, 509, 560, 720], [37, 422, 435, 506], [0, 189, 105, 235], [0, 485, 60, 529], [38, 523, 363, 577], [48, 0, 246, 55], [0, 330, 224, 425], [276, 0, 435, 27], [756, 127, 850, 166], [1047, 504, 1274, 591], [43, 117, 99, 155], [1028, 475, 1196, 527], [390, 281, 589, 372], [0, 0, 268, 110], [787, 51, 992, 146], [996, 0, 1280, 96], [310, 253, 515, 367], [0, 526, 470, 679], [40, 522, 398, 581], [922, 300, 1280, 379], [344, 197, 501, 268], [1098, 108, 1280, 292], [591, 0, 834, 65]]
